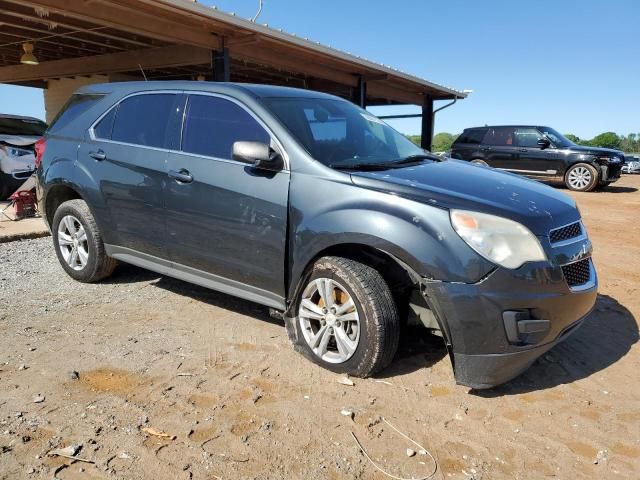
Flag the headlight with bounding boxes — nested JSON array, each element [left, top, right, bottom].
[[450, 210, 547, 269]]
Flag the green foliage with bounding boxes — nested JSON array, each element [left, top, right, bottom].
[[432, 132, 458, 152], [406, 135, 421, 146], [404, 133, 458, 152], [589, 132, 622, 149], [565, 132, 638, 151]]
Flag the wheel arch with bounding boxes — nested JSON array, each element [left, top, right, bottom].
[[43, 183, 86, 227], [285, 241, 420, 317]]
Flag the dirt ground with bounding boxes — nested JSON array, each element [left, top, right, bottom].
[[1, 175, 639, 480]]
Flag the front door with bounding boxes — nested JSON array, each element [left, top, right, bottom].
[[165, 93, 290, 300], [79, 92, 181, 258], [513, 127, 563, 179]]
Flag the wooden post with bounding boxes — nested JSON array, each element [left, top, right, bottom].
[[421, 95, 434, 151], [212, 41, 230, 82], [352, 75, 366, 108]]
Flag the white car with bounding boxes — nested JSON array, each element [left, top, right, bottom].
[[622, 154, 640, 174], [0, 114, 47, 199]]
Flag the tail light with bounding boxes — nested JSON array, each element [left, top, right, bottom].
[[34, 137, 46, 169]]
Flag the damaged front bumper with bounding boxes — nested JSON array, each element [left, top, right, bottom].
[[421, 261, 597, 389]]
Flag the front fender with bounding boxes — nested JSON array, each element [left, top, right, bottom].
[[287, 174, 494, 299]]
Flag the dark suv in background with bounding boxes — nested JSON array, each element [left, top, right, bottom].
[[450, 125, 624, 192], [37, 82, 597, 388]]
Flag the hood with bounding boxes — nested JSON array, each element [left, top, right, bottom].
[[567, 144, 623, 157], [349, 160, 579, 236], [0, 135, 40, 147]]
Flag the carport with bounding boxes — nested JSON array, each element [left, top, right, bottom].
[[0, 0, 467, 150]]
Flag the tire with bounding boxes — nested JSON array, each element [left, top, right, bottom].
[[565, 163, 599, 192], [292, 256, 399, 377], [470, 159, 490, 167], [51, 199, 117, 282]]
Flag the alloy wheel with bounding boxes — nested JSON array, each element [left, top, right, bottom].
[[57, 215, 89, 271], [298, 278, 360, 364], [568, 166, 592, 190]]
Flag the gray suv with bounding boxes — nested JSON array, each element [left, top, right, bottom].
[[37, 82, 597, 388]]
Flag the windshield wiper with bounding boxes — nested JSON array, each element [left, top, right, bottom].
[[329, 162, 394, 171], [389, 154, 437, 165]]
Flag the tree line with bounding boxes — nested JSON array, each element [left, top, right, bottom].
[[407, 132, 640, 153]]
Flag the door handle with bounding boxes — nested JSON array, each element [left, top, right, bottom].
[[168, 169, 193, 184], [518, 148, 528, 152], [89, 150, 106, 161]]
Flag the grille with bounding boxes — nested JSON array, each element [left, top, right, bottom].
[[562, 259, 591, 287], [550, 222, 582, 243]]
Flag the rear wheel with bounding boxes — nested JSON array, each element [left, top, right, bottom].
[[294, 256, 399, 377], [52, 199, 117, 282], [470, 159, 489, 167], [565, 163, 598, 192]]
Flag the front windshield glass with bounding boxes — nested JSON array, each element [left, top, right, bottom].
[[261, 97, 428, 168], [540, 127, 574, 148], [0, 118, 47, 136]]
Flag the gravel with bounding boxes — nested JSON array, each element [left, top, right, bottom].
[[0, 237, 169, 322]]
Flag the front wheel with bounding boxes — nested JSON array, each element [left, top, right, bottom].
[[293, 256, 399, 377], [565, 163, 599, 192], [52, 199, 117, 282]]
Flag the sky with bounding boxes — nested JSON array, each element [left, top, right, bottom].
[[1, 0, 638, 138]]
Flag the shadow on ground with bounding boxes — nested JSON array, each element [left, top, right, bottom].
[[102, 266, 637, 392], [474, 294, 638, 397], [597, 185, 638, 193]]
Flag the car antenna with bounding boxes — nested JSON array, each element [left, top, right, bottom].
[[138, 64, 148, 81]]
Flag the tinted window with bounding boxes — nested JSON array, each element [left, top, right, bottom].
[[483, 127, 516, 146], [181, 95, 270, 159], [49, 94, 104, 133], [93, 108, 116, 140], [514, 128, 544, 148], [456, 128, 486, 145], [111, 94, 176, 148]]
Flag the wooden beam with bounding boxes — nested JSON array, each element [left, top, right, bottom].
[[367, 82, 423, 105], [0, 45, 211, 83], [231, 44, 358, 88], [2, 0, 220, 49]]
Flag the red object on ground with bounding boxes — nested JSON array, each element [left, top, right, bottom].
[[10, 190, 37, 220]]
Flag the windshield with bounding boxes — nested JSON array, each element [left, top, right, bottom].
[[540, 127, 574, 148], [0, 117, 47, 137], [261, 97, 428, 168]]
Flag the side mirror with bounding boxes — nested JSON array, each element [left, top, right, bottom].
[[232, 141, 281, 169], [537, 138, 551, 149]]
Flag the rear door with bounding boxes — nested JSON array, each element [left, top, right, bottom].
[[80, 91, 181, 258], [481, 127, 518, 170], [513, 127, 563, 178], [165, 93, 290, 300]]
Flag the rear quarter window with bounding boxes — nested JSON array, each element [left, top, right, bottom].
[[456, 128, 487, 145], [48, 94, 105, 133]]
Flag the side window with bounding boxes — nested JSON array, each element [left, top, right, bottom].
[[514, 128, 544, 148], [93, 107, 116, 140], [111, 94, 176, 148], [483, 127, 516, 146], [49, 94, 105, 133], [181, 95, 270, 159], [458, 128, 486, 145]]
